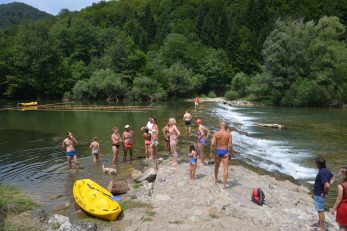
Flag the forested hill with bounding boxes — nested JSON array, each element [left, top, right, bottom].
[[0, 2, 51, 29], [0, 0, 347, 106]]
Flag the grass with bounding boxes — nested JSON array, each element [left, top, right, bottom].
[[119, 200, 152, 210], [168, 220, 183, 224], [0, 184, 37, 214], [133, 182, 143, 189], [80, 217, 110, 227]]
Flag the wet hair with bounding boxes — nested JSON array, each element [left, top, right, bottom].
[[93, 137, 98, 141], [66, 131, 71, 136], [144, 128, 149, 133], [153, 118, 157, 124], [189, 144, 195, 152], [315, 158, 326, 169]]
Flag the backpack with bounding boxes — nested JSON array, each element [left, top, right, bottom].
[[251, 187, 265, 206]]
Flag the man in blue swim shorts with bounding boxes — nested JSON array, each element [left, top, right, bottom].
[[62, 131, 80, 170], [210, 122, 232, 188]]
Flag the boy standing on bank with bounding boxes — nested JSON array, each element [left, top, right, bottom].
[[313, 158, 335, 231]]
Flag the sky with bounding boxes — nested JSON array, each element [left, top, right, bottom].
[[0, 0, 103, 15]]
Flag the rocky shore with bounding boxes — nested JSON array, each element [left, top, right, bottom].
[[3, 158, 339, 231], [105, 159, 338, 231]]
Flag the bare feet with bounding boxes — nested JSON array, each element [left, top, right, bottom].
[[223, 184, 230, 189]]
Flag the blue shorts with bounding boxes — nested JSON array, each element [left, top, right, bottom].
[[216, 149, 228, 158], [189, 158, 197, 165], [314, 195, 325, 212], [66, 151, 76, 157]]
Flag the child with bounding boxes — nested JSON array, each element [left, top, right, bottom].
[[312, 158, 334, 231], [188, 144, 198, 179], [143, 128, 151, 159], [150, 129, 159, 160], [89, 137, 101, 163]]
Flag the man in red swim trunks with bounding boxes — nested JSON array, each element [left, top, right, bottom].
[[122, 125, 135, 162]]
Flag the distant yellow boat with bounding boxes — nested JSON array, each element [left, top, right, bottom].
[[73, 179, 122, 221], [18, 101, 38, 107]]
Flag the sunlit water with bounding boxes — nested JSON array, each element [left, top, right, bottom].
[[0, 100, 346, 212]]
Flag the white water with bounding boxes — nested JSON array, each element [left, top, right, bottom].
[[210, 103, 317, 181]]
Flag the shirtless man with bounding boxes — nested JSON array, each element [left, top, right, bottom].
[[210, 122, 232, 188], [183, 111, 192, 133], [122, 125, 135, 161], [62, 131, 79, 170], [111, 127, 121, 165]]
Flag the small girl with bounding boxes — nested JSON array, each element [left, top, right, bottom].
[[89, 137, 101, 163], [188, 144, 198, 179], [143, 128, 151, 159], [150, 129, 159, 160]]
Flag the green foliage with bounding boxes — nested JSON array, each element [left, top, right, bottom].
[[71, 69, 127, 100], [0, 2, 51, 29], [231, 72, 251, 97], [208, 91, 217, 98], [0, 0, 346, 106], [130, 75, 167, 101], [224, 90, 239, 101]]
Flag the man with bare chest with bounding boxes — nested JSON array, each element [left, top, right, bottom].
[[210, 122, 232, 188], [62, 131, 79, 170]]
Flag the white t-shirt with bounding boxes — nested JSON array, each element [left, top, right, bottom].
[[146, 121, 153, 131]]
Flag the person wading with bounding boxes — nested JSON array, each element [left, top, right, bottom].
[[122, 125, 135, 161]]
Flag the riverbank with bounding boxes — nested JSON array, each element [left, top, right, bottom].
[[105, 159, 338, 231]]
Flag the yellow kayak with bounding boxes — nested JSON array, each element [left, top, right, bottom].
[[73, 179, 122, 221], [18, 101, 38, 107]]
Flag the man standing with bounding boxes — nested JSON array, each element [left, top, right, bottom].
[[210, 122, 232, 188], [122, 125, 135, 161], [183, 110, 192, 133], [194, 97, 200, 108], [313, 158, 334, 231], [62, 131, 79, 170]]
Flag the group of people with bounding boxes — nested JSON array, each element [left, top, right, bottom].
[[313, 159, 347, 231], [62, 100, 346, 231]]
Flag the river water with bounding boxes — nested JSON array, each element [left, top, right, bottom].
[[0, 100, 346, 211]]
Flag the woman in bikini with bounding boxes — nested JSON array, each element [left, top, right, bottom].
[[143, 128, 151, 159], [196, 119, 210, 165], [111, 127, 121, 165], [168, 118, 180, 166]]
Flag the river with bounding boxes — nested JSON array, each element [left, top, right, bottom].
[[0, 100, 346, 211]]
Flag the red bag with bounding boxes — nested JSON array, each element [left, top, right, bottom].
[[251, 187, 265, 206]]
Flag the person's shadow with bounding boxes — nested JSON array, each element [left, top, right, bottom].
[[194, 174, 206, 179]]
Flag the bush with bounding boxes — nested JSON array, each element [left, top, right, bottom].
[[71, 69, 127, 100], [208, 91, 217, 98], [231, 72, 251, 97], [224, 90, 239, 100], [129, 76, 167, 101]]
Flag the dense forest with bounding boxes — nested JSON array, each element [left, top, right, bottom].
[[0, 0, 347, 106], [0, 2, 51, 29]]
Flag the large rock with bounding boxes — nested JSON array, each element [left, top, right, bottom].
[[75, 221, 98, 231], [135, 167, 157, 182], [48, 214, 70, 227], [131, 168, 142, 180], [58, 221, 77, 231], [107, 180, 128, 195]]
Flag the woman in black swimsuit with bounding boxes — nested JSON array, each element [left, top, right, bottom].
[[111, 127, 121, 165]]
